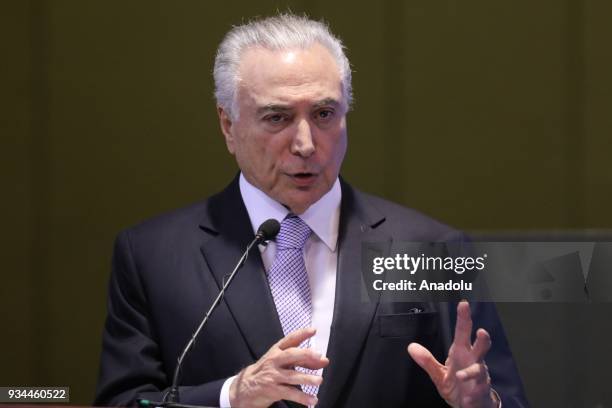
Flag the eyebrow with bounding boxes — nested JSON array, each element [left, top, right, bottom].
[[312, 98, 341, 108], [256, 98, 341, 115], [256, 104, 292, 115]]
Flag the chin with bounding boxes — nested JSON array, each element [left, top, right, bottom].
[[290, 195, 323, 215]]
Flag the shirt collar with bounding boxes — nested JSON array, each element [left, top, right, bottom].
[[239, 173, 341, 251]]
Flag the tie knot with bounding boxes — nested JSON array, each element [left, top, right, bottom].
[[276, 215, 312, 250]]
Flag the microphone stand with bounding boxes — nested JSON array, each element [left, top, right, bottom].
[[138, 230, 272, 408]]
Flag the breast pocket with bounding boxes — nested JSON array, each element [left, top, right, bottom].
[[378, 311, 439, 339]]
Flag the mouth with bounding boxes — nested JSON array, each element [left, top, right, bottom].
[[289, 172, 318, 187]]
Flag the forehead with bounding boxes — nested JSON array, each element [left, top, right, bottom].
[[237, 43, 344, 107]]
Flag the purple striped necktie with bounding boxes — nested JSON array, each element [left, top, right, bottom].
[[267, 215, 319, 397]]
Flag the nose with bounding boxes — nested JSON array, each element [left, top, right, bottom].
[[290, 119, 315, 158]]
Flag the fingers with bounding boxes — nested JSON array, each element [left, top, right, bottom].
[[276, 327, 317, 350], [456, 362, 489, 384], [453, 302, 491, 362], [407, 342, 445, 384], [456, 361, 493, 407], [472, 328, 492, 362], [276, 347, 329, 370], [279, 369, 324, 387], [230, 328, 325, 408], [454, 300, 473, 347], [277, 384, 318, 407]]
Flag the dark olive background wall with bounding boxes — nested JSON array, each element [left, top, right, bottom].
[[2, 0, 611, 406]]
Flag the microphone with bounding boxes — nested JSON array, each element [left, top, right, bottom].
[[158, 218, 280, 407], [255, 218, 281, 245]]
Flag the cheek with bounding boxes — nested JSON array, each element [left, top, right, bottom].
[[238, 132, 284, 173], [323, 129, 347, 167], [261, 134, 292, 163], [234, 127, 263, 158], [336, 133, 348, 161]]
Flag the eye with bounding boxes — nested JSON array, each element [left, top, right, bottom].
[[315, 109, 335, 121], [264, 114, 287, 124]]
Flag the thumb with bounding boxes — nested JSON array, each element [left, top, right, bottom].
[[407, 342, 445, 385]]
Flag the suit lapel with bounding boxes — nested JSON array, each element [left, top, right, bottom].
[[198, 178, 391, 407], [199, 176, 285, 360], [316, 182, 390, 408]]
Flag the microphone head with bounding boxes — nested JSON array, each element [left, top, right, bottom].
[[257, 218, 281, 241]]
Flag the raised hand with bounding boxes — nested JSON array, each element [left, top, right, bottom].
[[407, 301, 499, 408]]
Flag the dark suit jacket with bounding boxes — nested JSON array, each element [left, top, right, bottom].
[[95, 177, 528, 407]]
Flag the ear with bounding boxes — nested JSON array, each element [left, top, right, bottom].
[[217, 106, 235, 154]]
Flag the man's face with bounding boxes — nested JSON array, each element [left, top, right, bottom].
[[218, 43, 348, 215]]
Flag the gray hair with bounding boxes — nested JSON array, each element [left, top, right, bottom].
[[213, 13, 353, 119]]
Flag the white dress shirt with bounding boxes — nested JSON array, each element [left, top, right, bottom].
[[219, 173, 341, 407]]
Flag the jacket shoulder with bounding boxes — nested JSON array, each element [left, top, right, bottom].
[[353, 188, 463, 242], [117, 198, 211, 246]]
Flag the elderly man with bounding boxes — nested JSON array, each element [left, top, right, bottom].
[[95, 14, 527, 408]]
